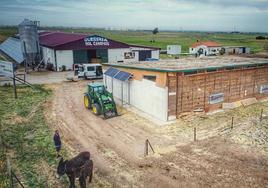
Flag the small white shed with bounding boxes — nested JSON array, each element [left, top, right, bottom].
[[167, 45, 181, 55]]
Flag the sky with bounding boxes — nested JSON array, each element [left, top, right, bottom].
[[0, 0, 268, 32]]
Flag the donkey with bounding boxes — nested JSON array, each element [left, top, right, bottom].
[[57, 151, 92, 188], [78, 159, 93, 188]]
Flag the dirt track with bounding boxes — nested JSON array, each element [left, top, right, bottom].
[[45, 81, 268, 187]]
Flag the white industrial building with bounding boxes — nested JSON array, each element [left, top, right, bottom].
[[223, 46, 250, 55], [167, 45, 181, 55], [103, 57, 268, 122], [39, 32, 160, 71], [189, 41, 222, 56]]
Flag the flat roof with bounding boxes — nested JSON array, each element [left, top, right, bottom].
[[104, 56, 268, 73]]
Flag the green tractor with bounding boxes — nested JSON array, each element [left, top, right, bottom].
[[84, 83, 118, 119]]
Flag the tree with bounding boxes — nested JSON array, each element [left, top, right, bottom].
[[152, 27, 159, 35], [151, 28, 159, 42], [256, 36, 266, 40]]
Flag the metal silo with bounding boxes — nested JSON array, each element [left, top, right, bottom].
[[18, 19, 40, 71]]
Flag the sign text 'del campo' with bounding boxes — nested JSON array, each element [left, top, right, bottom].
[[84, 36, 110, 46]]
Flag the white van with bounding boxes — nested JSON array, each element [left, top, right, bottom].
[[77, 64, 103, 79]]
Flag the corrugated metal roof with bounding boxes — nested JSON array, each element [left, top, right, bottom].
[[39, 31, 159, 50], [0, 37, 24, 64], [39, 32, 87, 48]]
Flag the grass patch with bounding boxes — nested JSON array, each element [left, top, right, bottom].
[[0, 85, 68, 187]]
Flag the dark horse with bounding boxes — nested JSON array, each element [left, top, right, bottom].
[[57, 151, 93, 188]]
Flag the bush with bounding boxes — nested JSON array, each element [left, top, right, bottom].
[[256, 36, 266, 40]]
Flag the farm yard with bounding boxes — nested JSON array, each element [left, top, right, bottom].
[[1, 25, 268, 188], [1, 75, 268, 187]]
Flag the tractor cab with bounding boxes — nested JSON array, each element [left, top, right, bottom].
[[84, 83, 118, 119], [88, 83, 104, 94]]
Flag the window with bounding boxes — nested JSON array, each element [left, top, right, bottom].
[[87, 66, 95, 71], [124, 52, 135, 59], [79, 66, 84, 72], [143, 75, 156, 82]]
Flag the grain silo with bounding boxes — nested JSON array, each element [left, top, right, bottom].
[[18, 19, 40, 70]]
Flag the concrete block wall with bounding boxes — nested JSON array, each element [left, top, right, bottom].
[[104, 75, 168, 121]]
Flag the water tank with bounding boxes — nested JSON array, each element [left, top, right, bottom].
[[18, 19, 40, 69]]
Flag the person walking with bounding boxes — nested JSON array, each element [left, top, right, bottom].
[[53, 130, 61, 157]]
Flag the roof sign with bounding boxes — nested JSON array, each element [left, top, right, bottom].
[[0, 60, 14, 77], [84, 36, 110, 46], [104, 67, 132, 81]]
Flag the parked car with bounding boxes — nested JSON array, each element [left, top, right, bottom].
[[78, 64, 103, 79]]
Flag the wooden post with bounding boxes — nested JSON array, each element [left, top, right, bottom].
[[13, 75, 17, 99], [260, 109, 263, 122], [231, 117, 234, 129], [144, 139, 148, 157], [194, 127, 196, 141], [147, 139, 155, 153], [7, 158, 14, 188]]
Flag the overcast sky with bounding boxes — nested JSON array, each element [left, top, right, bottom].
[[0, 0, 268, 32]]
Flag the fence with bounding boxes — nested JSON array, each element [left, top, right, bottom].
[[143, 108, 266, 157], [192, 108, 266, 142]]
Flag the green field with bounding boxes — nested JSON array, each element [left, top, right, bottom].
[[0, 26, 268, 54], [0, 86, 68, 188]]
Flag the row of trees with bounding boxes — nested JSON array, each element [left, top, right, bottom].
[[256, 36, 268, 40]]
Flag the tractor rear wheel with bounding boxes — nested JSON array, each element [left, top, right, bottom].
[[92, 103, 101, 115], [84, 95, 92, 109]]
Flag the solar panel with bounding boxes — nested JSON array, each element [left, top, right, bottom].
[[104, 67, 120, 77], [0, 37, 24, 64], [114, 71, 132, 81]]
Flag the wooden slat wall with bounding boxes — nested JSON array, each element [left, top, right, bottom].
[[167, 73, 177, 117], [167, 67, 268, 119]]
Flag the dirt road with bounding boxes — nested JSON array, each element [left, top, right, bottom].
[[45, 81, 268, 187]]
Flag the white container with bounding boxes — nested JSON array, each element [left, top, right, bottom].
[[167, 45, 181, 55]]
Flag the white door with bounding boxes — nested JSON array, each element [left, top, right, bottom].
[[84, 66, 96, 78]]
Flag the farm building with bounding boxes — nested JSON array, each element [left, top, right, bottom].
[[0, 31, 160, 71], [103, 57, 268, 121], [39, 31, 160, 71], [223, 46, 250, 55], [167, 45, 181, 55], [189, 41, 222, 56]]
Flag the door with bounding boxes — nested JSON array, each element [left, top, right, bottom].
[[96, 66, 103, 77], [84, 65, 96, 78], [138, 50, 151, 61]]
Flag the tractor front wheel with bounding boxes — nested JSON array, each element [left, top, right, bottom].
[[84, 95, 92, 109], [92, 103, 101, 115]]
